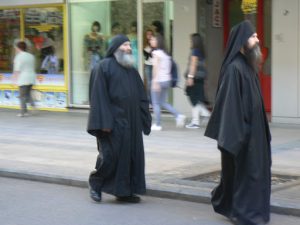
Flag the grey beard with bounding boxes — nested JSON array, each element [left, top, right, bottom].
[[114, 49, 135, 68], [244, 44, 262, 72]]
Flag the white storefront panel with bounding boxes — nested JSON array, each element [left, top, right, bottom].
[[0, 0, 64, 7], [272, 0, 300, 124]]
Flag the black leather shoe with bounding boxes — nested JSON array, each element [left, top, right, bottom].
[[116, 195, 141, 203], [89, 187, 102, 202]]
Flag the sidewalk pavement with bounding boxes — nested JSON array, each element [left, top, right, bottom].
[[0, 109, 299, 216]]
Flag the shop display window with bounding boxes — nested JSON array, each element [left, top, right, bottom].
[[0, 9, 20, 73], [69, 0, 138, 105], [0, 5, 67, 111], [25, 7, 64, 77]]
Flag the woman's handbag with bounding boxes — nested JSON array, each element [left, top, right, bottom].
[[194, 60, 207, 80]]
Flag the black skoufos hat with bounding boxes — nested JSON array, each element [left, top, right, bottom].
[[106, 34, 130, 57]]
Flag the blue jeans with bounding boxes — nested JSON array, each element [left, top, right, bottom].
[[151, 81, 179, 126], [144, 65, 152, 103], [90, 53, 101, 70]]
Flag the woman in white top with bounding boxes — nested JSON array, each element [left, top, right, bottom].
[[150, 34, 185, 131], [13, 41, 36, 117]]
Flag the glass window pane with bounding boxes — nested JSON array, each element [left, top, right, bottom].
[[0, 9, 20, 73], [24, 7, 64, 77], [69, 0, 137, 105]]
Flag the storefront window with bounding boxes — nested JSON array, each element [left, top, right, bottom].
[[25, 7, 64, 80], [0, 9, 20, 107], [0, 5, 67, 110], [69, 0, 137, 105], [24, 6, 66, 109], [0, 9, 20, 73]]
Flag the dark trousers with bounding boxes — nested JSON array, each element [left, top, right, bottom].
[[19, 85, 35, 114], [144, 65, 152, 103], [186, 79, 206, 106]]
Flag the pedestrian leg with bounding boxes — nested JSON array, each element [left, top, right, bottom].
[[159, 82, 179, 118], [145, 65, 152, 104], [160, 81, 186, 127], [18, 86, 27, 116], [198, 103, 211, 117], [151, 89, 162, 129], [27, 85, 35, 108], [191, 105, 200, 125], [198, 103, 211, 126]]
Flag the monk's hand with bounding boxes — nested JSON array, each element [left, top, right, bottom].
[[186, 77, 194, 87], [102, 128, 112, 133]]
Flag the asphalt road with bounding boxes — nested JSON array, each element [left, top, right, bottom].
[[0, 177, 300, 225]]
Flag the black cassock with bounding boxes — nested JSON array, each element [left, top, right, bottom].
[[87, 57, 151, 197], [205, 52, 272, 225]]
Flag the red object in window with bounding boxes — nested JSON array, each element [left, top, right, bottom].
[[223, 0, 271, 112], [33, 36, 44, 50]]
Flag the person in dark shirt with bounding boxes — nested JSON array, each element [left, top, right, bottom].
[[185, 33, 211, 129]]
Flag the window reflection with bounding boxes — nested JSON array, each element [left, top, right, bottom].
[[24, 7, 64, 75], [0, 9, 20, 73]]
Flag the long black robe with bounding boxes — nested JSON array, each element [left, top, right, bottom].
[[205, 52, 272, 225], [87, 57, 151, 197]]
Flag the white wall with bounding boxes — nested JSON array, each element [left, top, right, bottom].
[[272, 0, 300, 124], [0, 0, 64, 6], [172, 0, 197, 116]]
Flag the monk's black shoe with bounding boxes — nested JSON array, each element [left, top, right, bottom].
[[89, 186, 102, 202], [228, 216, 267, 225], [116, 195, 141, 203]]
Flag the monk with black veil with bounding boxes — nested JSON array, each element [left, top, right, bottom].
[[205, 20, 272, 225], [87, 35, 151, 203]]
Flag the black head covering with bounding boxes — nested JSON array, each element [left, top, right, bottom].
[[218, 20, 255, 85], [106, 34, 130, 58]]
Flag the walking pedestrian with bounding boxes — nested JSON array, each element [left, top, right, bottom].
[[13, 41, 36, 117], [185, 33, 211, 129], [150, 34, 186, 131], [143, 27, 154, 103], [87, 35, 151, 203], [205, 20, 272, 225]]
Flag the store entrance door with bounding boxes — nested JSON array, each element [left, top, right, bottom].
[[224, 0, 272, 112]]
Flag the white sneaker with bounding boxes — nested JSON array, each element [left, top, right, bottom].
[[17, 113, 24, 117], [185, 123, 200, 129], [176, 114, 186, 128], [151, 124, 162, 131], [17, 113, 30, 117]]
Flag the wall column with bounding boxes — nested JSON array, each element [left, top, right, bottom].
[[272, 0, 300, 124], [172, 0, 197, 116]]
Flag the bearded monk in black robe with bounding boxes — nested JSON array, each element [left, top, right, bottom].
[[205, 20, 272, 225], [87, 35, 151, 203]]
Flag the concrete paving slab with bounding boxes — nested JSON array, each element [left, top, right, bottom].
[[0, 109, 300, 217]]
